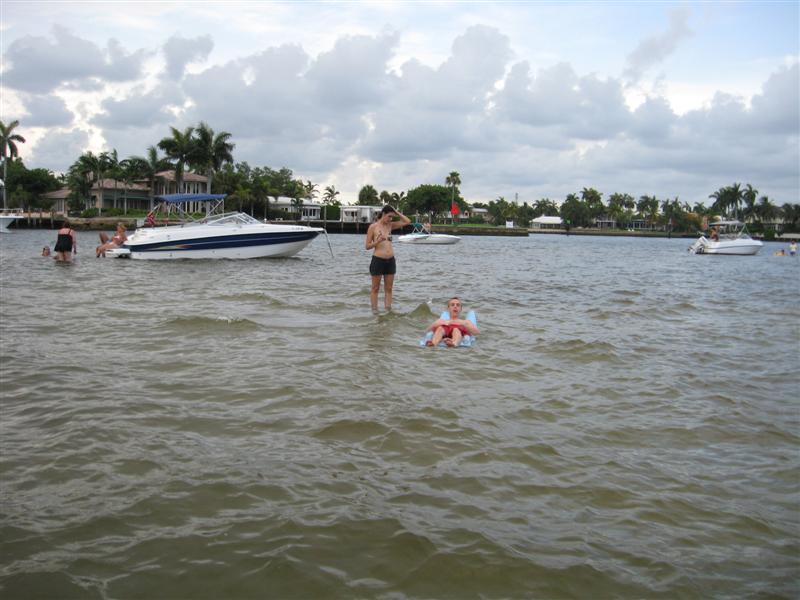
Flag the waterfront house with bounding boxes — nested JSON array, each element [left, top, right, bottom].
[[341, 205, 382, 223], [268, 198, 322, 221], [531, 215, 563, 229]]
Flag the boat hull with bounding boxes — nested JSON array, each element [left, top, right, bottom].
[[690, 237, 763, 255], [397, 233, 461, 245], [114, 224, 321, 259], [0, 215, 23, 233]]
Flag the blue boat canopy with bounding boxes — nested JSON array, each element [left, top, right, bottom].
[[155, 193, 227, 204]]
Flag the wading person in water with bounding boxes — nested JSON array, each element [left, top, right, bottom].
[[54, 220, 77, 262], [366, 205, 411, 312]]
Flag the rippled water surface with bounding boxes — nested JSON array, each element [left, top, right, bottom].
[[1, 229, 798, 599]]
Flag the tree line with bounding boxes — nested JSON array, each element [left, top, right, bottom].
[[1, 119, 798, 232]]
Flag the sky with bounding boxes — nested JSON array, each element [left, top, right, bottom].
[[1, 0, 798, 206]]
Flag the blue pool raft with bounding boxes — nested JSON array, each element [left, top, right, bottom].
[[419, 310, 477, 347]]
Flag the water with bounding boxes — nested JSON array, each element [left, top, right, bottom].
[[1, 230, 798, 599]]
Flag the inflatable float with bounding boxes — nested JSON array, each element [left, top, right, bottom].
[[419, 310, 477, 347]]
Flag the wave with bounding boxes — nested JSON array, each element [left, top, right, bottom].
[[161, 315, 261, 333]]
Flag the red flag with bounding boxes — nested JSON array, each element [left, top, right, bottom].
[[450, 201, 460, 217]]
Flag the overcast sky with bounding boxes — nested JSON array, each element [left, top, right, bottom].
[[1, 1, 798, 206]]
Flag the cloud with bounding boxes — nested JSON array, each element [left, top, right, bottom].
[[92, 84, 183, 129], [21, 94, 74, 127], [163, 34, 214, 80], [624, 8, 693, 84], [28, 129, 91, 172], [360, 25, 511, 161], [493, 62, 630, 141], [3, 26, 147, 93]]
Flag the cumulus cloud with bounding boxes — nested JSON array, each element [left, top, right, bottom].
[[92, 83, 183, 129], [3, 26, 146, 93], [22, 94, 74, 127], [493, 62, 630, 141], [623, 9, 693, 84], [28, 129, 91, 172], [163, 34, 214, 80]]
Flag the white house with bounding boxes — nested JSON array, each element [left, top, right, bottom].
[[269, 197, 322, 221], [341, 205, 382, 223], [530, 215, 563, 229]]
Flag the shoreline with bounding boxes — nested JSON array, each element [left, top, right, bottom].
[[5, 215, 789, 240]]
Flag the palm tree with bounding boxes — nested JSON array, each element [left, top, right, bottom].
[[158, 126, 198, 194], [742, 184, 758, 222], [323, 185, 340, 204], [192, 122, 234, 194], [445, 171, 461, 222], [358, 184, 378, 205], [304, 180, 318, 201], [130, 145, 172, 210], [1, 120, 26, 209], [756, 196, 778, 227]]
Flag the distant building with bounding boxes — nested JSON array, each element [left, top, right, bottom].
[[341, 205, 382, 223], [152, 171, 208, 196], [269, 198, 322, 221], [530, 215, 563, 229]]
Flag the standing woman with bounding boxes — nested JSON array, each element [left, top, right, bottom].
[[366, 205, 411, 312], [54, 219, 77, 262]]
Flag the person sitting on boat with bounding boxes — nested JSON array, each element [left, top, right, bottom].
[[96, 223, 127, 257], [710, 226, 719, 241], [426, 297, 479, 347]]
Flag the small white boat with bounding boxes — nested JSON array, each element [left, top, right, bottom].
[[108, 193, 324, 260], [397, 223, 461, 245], [689, 220, 763, 256], [0, 209, 24, 233]]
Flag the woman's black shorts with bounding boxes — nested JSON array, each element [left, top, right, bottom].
[[370, 255, 397, 276]]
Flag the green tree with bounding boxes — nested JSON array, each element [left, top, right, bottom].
[[357, 184, 378, 205], [129, 145, 172, 209], [192, 122, 235, 194], [559, 193, 588, 228], [580, 187, 604, 222], [405, 184, 451, 221], [323, 185, 340, 204], [0, 119, 26, 209], [445, 171, 461, 221], [158, 126, 198, 194]]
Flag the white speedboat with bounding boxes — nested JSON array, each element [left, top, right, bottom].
[[397, 223, 461, 245], [0, 209, 24, 233], [689, 220, 763, 256], [107, 193, 324, 259]]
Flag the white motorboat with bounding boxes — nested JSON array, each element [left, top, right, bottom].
[[0, 209, 24, 233], [107, 193, 324, 259], [397, 223, 461, 245], [689, 220, 763, 256]]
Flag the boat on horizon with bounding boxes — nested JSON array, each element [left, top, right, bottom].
[[107, 193, 324, 260], [689, 220, 763, 256]]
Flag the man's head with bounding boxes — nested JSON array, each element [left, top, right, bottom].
[[447, 297, 462, 317]]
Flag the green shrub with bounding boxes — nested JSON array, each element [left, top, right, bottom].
[[80, 208, 99, 218], [763, 229, 776, 241]]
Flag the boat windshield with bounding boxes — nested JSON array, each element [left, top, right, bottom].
[[201, 212, 262, 226]]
